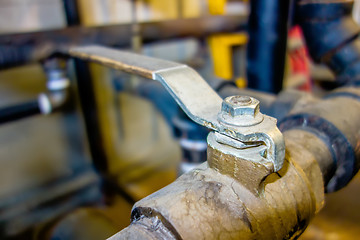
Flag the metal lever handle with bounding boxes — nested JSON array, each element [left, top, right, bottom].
[[69, 45, 285, 171]]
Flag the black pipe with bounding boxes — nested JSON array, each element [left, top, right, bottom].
[[296, 0, 360, 85], [62, 0, 136, 202], [287, 0, 360, 190], [73, 59, 109, 174], [63, 0, 81, 26], [0, 100, 40, 125], [246, 0, 291, 93], [0, 46, 33, 70], [74, 59, 138, 204]]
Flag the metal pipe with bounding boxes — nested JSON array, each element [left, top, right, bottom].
[[220, 86, 360, 192], [280, 87, 360, 192], [73, 59, 108, 174], [65, 45, 360, 239], [0, 101, 40, 125], [62, 0, 81, 26], [0, 58, 70, 125], [109, 86, 360, 239], [246, 0, 291, 93], [68, 46, 324, 240], [109, 130, 325, 240], [0, 15, 246, 70], [296, 0, 360, 85], [74, 60, 137, 204]]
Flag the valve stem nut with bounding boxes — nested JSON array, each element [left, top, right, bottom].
[[218, 95, 264, 127]]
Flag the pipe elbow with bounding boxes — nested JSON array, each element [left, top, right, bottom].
[[296, 0, 360, 85]]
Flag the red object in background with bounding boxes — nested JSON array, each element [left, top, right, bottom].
[[288, 26, 312, 92]]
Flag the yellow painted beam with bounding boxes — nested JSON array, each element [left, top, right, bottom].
[[208, 0, 227, 15], [208, 33, 248, 80]]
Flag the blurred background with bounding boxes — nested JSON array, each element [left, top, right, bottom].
[[0, 0, 360, 239]]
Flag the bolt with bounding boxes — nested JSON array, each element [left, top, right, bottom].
[[228, 96, 252, 106], [221, 95, 260, 117]]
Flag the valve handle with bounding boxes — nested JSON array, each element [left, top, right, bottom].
[[69, 45, 285, 171]]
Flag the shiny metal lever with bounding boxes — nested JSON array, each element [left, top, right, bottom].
[[69, 45, 285, 172]]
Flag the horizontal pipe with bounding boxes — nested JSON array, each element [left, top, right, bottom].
[[0, 15, 246, 70], [280, 87, 360, 192], [0, 101, 41, 125], [0, 91, 69, 125], [110, 86, 360, 239], [0, 59, 70, 125], [109, 130, 325, 239]]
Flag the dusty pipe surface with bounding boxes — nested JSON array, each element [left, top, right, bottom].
[[109, 130, 325, 240], [280, 87, 360, 191]]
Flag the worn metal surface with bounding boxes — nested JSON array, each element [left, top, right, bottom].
[[0, 15, 246, 69], [301, 171, 360, 240], [280, 87, 360, 192], [109, 128, 324, 240], [208, 132, 271, 194], [69, 46, 285, 172], [283, 129, 334, 188], [218, 86, 277, 115], [219, 86, 316, 122], [218, 96, 264, 127], [110, 216, 178, 240]]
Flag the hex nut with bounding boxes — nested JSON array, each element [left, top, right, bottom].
[[218, 96, 264, 127], [222, 96, 260, 117]]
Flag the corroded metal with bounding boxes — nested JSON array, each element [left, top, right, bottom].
[[109, 129, 325, 240]]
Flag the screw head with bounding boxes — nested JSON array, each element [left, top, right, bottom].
[[218, 95, 264, 127]]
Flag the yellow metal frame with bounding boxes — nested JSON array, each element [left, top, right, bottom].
[[208, 33, 248, 80]]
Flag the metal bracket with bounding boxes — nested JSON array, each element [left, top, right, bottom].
[[69, 45, 285, 171]]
